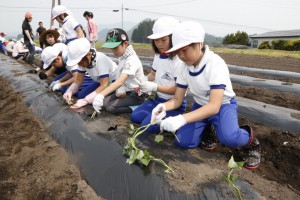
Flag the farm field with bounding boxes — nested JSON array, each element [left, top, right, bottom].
[[0, 48, 299, 200]]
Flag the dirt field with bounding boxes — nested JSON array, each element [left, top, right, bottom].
[[0, 50, 300, 199]]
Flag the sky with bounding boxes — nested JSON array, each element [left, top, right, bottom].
[[0, 0, 299, 38]]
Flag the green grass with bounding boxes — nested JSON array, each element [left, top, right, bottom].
[[211, 47, 300, 59], [96, 41, 300, 59]]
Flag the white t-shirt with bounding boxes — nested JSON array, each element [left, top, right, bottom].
[[62, 16, 80, 42], [152, 54, 182, 99], [6, 41, 15, 53], [176, 46, 236, 105], [115, 45, 145, 91], [77, 52, 118, 83]]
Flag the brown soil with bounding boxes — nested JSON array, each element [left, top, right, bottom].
[[1, 50, 300, 200]]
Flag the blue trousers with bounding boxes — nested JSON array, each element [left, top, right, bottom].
[[131, 97, 187, 134], [0, 42, 6, 53], [175, 98, 250, 149], [52, 73, 99, 99]]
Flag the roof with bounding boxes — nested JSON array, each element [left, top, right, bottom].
[[249, 29, 300, 38]]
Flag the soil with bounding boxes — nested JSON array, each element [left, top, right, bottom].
[[1, 50, 300, 200]]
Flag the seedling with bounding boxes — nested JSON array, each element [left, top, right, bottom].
[[90, 111, 97, 119], [123, 123, 174, 173], [223, 156, 245, 200]]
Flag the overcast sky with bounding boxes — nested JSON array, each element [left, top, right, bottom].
[[0, 0, 299, 38]]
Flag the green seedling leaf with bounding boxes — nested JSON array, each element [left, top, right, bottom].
[[129, 124, 135, 130], [137, 150, 144, 159], [228, 155, 238, 169], [140, 158, 151, 166], [236, 161, 245, 169], [129, 129, 134, 134], [155, 135, 164, 143], [231, 174, 239, 182]]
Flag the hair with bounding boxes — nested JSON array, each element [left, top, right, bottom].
[[83, 11, 93, 18], [191, 42, 206, 52], [151, 35, 176, 59], [58, 13, 68, 21], [39, 21, 43, 24]]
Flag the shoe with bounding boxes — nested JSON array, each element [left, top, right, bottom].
[[240, 124, 261, 170], [200, 124, 218, 151]]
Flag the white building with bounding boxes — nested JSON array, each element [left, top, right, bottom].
[[249, 29, 300, 48]]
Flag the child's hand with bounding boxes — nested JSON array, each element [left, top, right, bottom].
[[151, 103, 166, 124], [160, 115, 186, 133]]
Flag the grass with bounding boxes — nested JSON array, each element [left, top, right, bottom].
[[95, 42, 300, 59]]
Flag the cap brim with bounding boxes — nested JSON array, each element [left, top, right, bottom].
[[147, 32, 171, 40], [166, 42, 192, 53], [102, 41, 122, 49], [66, 58, 82, 67]]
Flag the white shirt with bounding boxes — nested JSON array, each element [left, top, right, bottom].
[[6, 41, 15, 53], [116, 45, 145, 91], [176, 46, 235, 105], [77, 52, 118, 83], [12, 41, 29, 57], [62, 16, 80, 41], [152, 54, 182, 99]]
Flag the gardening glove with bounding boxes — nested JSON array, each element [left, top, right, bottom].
[[49, 80, 59, 90], [139, 81, 158, 93], [52, 82, 62, 91], [70, 99, 89, 109], [30, 40, 35, 45], [160, 115, 186, 133], [93, 94, 105, 113], [84, 91, 98, 103], [63, 92, 73, 104], [116, 86, 126, 98], [151, 103, 166, 124]]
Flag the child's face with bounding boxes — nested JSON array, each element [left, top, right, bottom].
[[78, 53, 91, 68], [54, 15, 63, 23], [177, 43, 203, 66], [51, 56, 64, 68], [111, 42, 127, 57], [154, 36, 170, 53], [45, 34, 55, 45]]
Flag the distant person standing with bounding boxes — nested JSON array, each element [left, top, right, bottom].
[[22, 11, 36, 66], [36, 21, 46, 48], [83, 11, 98, 48]]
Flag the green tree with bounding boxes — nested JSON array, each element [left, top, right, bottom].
[[131, 19, 155, 43], [222, 31, 249, 46]]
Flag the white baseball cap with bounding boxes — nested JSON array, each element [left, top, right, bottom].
[[66, 38, 90, 66], [166, 21, 205, 53], [52, 5, 68, 20], [41, 46, 60, 69], [147, 16, 180, 40]]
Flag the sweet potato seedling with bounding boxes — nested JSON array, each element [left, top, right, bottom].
[[123, 123, 174, 173], [223, 156, 245, 200]]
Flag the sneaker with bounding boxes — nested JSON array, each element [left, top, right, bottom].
[[240, 124, 261, 170], [200, 124, 218, 151]]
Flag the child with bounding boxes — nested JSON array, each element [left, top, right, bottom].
[[51, 5, 84, 44], [92, 28, 145, 114], [63, 38, 118, 108], [83, 11, 98, 48], [12, 38, 29, 60], [151, 21, 261, 170], [131, 16, 186, 134], [41, 43, 96, 99]]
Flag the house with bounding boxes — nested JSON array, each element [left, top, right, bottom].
[[249, 29, 300, 48]]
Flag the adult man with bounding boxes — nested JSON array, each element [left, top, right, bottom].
[[36, 21, 46, 48], [22, 11, 35, 65]]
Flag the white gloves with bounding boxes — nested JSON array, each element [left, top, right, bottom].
[[70, 99, 88, 109], [52, 82, 62, 91], [160, 115, 187, 133], [50, 80, 59, 90], [139, 81, 158, 93], [30, 40, 35, 45], [116, 86, 126, 98], [151, 103, 166, 124], [63, 92, 73, 104], [70, 91, 98, 109], [93, 94, 105, 113]]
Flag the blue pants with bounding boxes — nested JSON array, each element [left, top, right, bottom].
[[52, 73, 99, 99], [0, 42, 7, 54], [131, 97, 187, 134], [175, 98, 250, 149]]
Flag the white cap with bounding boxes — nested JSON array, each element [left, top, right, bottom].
[[147, 16, 180, 40], [166, 21, 205, 53], [66, 38, 90, 66], [41, 46, 61, 69], [52, 5, 68, 20]]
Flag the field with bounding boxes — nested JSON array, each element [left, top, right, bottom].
[[0, 47, 299, 200]]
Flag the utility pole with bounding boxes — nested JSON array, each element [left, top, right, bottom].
[[121, 3, 123, 29], [50, 0, 62, 28]]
